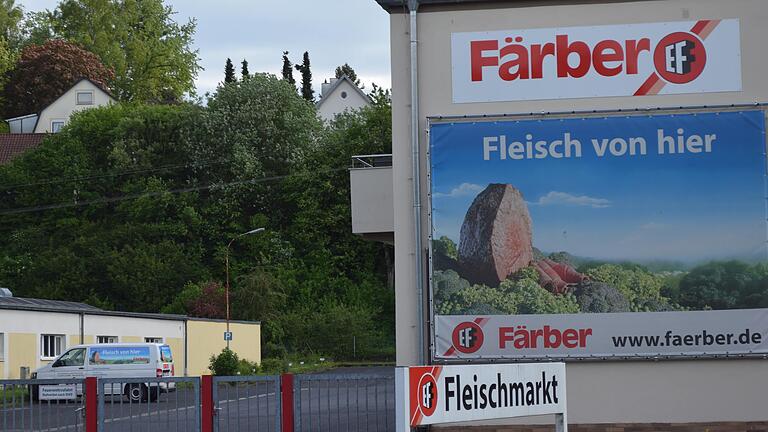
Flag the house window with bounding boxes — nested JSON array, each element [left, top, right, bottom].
[[97, 336, 118, 344], [51, 120, 65, 133], [145, 337, 164, 344], [340, 91, 348, 99], [41, 334, 65, 359], [76, 91, 94, 105], [0, 333, 4, 361]]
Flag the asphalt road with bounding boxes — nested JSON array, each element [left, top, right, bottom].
[[0, 367, 395, 432]]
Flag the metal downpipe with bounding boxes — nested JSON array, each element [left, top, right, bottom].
[[408, 0, 425, 366]]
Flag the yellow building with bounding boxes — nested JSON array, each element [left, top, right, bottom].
[[0, 294, 260, 379]]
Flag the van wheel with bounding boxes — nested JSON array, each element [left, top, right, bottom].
[[125, 384, 147, 403]]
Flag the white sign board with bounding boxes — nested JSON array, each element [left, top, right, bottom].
[[403, 363, 566, 427], [451, 19, 741, 103], [39, 384, 77, 400], [435, 309, 768, 360]]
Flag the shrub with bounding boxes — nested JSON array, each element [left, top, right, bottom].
[[209, 348, 239, 376]]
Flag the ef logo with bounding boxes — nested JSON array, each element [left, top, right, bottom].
[[452, 321, 484, 354], [654, 32, 707, 84]]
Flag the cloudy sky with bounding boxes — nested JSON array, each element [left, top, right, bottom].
[[20, 0, 392, 95]]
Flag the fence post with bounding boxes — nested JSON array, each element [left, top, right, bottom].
[[281, 373, 294, 432], [85, 377, 98, 432], [201, 375, 214, 432]]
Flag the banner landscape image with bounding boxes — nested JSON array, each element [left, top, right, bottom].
[[430, 111, 768, 359]]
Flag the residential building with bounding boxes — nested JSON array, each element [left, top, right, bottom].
[[316, 76, 371, 121]]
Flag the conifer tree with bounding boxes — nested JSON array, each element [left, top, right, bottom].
[[224, 58, 236, 83], [241, 59, 250, 79], [281, 51, 295, 86], [294, 51, 314, 102]]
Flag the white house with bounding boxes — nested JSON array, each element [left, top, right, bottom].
[[6, 78, 115, 134], [316, 76, 371, 122]]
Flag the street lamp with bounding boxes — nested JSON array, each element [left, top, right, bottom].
[[225, 227, 265, 348]]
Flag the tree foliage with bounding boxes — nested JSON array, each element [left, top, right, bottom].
[[224, 58, 236, 83], [0, 0, 22, 47], [43, 0, 200, 101], [3, 39, 113, 118], [678, 261, 768, 310], [334, 63, 361, 87], [281, 51, 294, 85], [0, 74, 395, 360], [294, 51, 313, 102], [240, 59, 249, 80]]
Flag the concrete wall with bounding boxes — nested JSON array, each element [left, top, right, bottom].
[[387, 0, 768, 425], [317, 79, 371, 121], [186, 319, 261, 377], [34, 80, 113, 133]]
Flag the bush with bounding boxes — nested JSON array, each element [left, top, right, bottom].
[[209, 348, 239, 376], [237, 359, 260, 376], [575, 282, 630, 313]]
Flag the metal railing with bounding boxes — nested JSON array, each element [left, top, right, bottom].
[[351, 154, 392, 169], [98, 377, 200, 432], [1, 378, 85, 432], [293, 373, 394, 432], [212, 375, 281, 432]]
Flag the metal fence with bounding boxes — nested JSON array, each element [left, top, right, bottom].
[[212, 375, 281, 432], [98, 376, 200, 432], [293, 373, 395, 432], [0, 378, 86, 432]]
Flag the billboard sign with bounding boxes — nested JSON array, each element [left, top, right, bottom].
[[407, 363, 566, 426], [429, 110, 768, 360], [451, 19, 741, 103], [437, 310, 768, 360]]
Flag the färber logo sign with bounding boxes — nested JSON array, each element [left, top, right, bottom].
[[451, 19, 740, 103]]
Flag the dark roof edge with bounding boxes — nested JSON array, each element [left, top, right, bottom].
[[0, 304, 260, 325], [375, 0, 509, 12]]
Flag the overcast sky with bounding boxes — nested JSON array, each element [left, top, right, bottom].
[[20, 0, 392, 96]]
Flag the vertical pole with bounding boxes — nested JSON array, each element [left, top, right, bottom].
[[201, 375, 214, 432], [556, 413, 568, 432], [85, 377, 97, 432], [395, 367, 411, 432], [225, 240, 233, 350], [281, 374, 294, 432]]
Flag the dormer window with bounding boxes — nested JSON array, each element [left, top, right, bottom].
[[76, 91, 94, 105], [51, 120, 65, 133]]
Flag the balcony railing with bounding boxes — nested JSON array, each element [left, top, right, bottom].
[[351, 154, 392, 169]]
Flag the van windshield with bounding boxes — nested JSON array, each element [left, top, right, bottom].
[[160, 345, 173, 362]]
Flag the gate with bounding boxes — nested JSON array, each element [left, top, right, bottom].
[[1, 378, 86, 432], [98, 376, 200, 432], [293, 373, 395, 432], [212, 375, 281, 432]]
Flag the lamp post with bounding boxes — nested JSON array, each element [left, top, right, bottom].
[[225, 227, 265, 348]]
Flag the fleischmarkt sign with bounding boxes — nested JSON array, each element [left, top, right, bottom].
[[398, 363, 567, 429]]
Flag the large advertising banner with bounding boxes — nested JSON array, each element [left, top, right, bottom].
[[89, 347, 151, 365], [429, 110, 768, 360], [451, 19, 741, 103]]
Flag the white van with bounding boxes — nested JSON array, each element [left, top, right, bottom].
[[32, 343, 175, 402]]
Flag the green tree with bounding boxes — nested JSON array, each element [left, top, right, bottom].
[[334, 63, 361, 87], [49, 0, 200, 101], [294, 51, 313, 102], [281, 51, 294, 85], [224, 58, 236, 83], [240, 59, 249, 80], [0, 0, 22, 47], [678, 261, 765, 310], [2, 39, 113, 118]]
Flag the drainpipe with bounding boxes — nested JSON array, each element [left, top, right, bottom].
[[408, 0, 425, 366], [79, 312, 84, 344]]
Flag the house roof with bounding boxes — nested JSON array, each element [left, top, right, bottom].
[[0, 295, 260, 324], [0, 296, 102, 313], [0, 133, 46, 164], [316, 76, 372, 110], [375, 0, 511, 11]]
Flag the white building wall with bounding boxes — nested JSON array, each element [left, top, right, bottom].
[[388, 0, 768, 425], [83, 315, 184, 342], [34, 80, 114, 133], [317, 80, 371, 121]]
